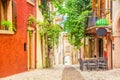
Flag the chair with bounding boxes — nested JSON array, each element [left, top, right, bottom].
[[78, 58, 88, 71], [97, 57, 108, 70], [87, 59, 98, 71]]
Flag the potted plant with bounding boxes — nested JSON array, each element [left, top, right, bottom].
[[1, 20, 14, 31], [27, 14, 36, 27]]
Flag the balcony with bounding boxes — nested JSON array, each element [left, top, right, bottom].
[[86, 8, 112, 34], [87, 17, 98, 28], [87, 8, 112, 27], [87, 17, 110, 27], [86, 16, 111, 34]]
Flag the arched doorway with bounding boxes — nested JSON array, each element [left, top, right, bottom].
[[64, 56, 72, 65]]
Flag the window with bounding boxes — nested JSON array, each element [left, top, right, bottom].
[[30, 0, 34, 3], [0, 0, 8, 30], [0, 0, 16, 34], [27, 0, 34, 5], [1, 0, 7, 20]]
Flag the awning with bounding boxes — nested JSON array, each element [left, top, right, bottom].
[[85, 26, 112, 35]]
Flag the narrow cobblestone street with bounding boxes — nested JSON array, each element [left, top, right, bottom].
[[1, 65, 120, 80]]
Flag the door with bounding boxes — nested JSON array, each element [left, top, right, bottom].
[[98, 38, 103, 57], [28, 30, 36, 69]]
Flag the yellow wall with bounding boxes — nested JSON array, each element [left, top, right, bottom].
[[36, 0, 44, 69]]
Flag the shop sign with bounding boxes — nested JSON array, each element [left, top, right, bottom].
[[96, 28, 107, 36]]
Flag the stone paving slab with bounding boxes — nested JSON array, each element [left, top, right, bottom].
[[62, 66, 85, 80]]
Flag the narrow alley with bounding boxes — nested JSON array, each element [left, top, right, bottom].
[[1, 0, 120, 80], [1, 64, 120, 80]]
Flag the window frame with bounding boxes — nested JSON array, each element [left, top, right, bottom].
[[27, 0, 35, 6], [0, 0, 15, 34]]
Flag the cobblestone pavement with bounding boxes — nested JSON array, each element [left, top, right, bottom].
[[1, 64, 120, 80], [0, 65, 65, 80], [62, 66, 85, 80], [73, 64, 120, 80]]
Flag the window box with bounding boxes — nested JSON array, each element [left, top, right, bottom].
[[0, 30, 14, 34]]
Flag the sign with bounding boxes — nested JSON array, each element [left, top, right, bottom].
[[96, 28, 107, 36]]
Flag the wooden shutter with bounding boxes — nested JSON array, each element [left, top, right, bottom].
[[12, 1, 17, 30]]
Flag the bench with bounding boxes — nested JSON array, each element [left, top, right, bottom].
[[78, 57, 107, 71]]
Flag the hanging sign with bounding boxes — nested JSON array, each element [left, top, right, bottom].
[[96, 28, 107, 36]]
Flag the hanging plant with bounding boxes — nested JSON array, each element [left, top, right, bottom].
[[27, 14, 36, 27], [37, 20, 48, 36], [27, 14, 36, 38]]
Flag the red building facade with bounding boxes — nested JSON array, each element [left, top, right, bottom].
[[0, 0, 36, 77]]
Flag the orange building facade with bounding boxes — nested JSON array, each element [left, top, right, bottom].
[[0, 0, 36, 77]]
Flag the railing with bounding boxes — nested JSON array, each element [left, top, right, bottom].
[[88, 17, 98, 27], [87, 9, 112, 28]]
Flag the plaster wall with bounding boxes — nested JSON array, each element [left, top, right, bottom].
[[36, 0, 44, 69], [0, 0, 36, 77], [112, 0, 120, 68]]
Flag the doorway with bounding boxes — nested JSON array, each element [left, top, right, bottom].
[[98, 38, 103, 57], [28, 30, 36, 70]]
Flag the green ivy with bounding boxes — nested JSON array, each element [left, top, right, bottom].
[[27, 14, 36, 27], [27, 15, 36, 38], [38, 0, 63, 49], [54, 0, 92, 48], [37, 20, 62, 48]]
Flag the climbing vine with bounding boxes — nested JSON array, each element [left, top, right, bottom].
[[37, 21, 62, 49], [27, 14, 36, 38], [38, 0, 62, 49], [54, 0, 92, 48]]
